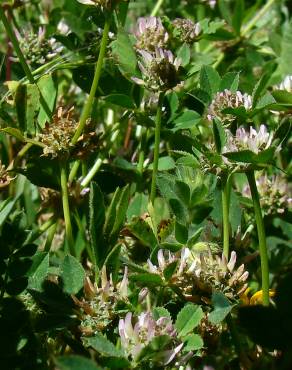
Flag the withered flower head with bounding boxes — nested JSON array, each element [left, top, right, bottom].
[[38, 107, 77, 159], [173, 18, 201, 43], [207, 90, 252, 125], [0, 162, 14, 189], [133, 48, 182, 92], [135, 17, 169, 52]]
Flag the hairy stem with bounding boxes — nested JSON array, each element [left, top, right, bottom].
[[222, 174, 231, 259], [246, 170, 269, 306], [150, 92, 164, 204], [60, 164, 74, 255], [71, 17, 111, 145], [151, 0, 164, 16]]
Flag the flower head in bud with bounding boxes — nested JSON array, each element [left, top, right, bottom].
[[135, 17, 169, 52], [15, 27, 62, 67], [0, 162, 14, 189], [38, 107, 77, 159], [277, 75, 292, 92], [119, 311, 185, 365], [223, 124, 273, 155], [207, 90, 252, 125], [133, 48, 182, 92], [173, 18, 201, 43], [73, 266, 129, 335], [242, 173, 292, 214]]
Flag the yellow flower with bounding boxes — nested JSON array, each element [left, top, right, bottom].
[[240, 288, 275, 305]]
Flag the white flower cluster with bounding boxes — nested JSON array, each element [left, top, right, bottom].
[[135, 16, 169, 52], [207, 90, 252, 125], [223, 124, 273, 154], [119, 311, 185, 365]]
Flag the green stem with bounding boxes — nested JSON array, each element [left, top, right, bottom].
[[150, 92, 164, 204], [81, 157, 103, 188], [60, 164, 74, 255], [0, 6, 51, 118], [241, 0, 275, 36], [68, 160, 81, 183], [24, 216, 55, 244], [246, 170, 269, 306], [71, 17, 111, 145], [151, 0, 164, 16], [222, 174, 231, 259]]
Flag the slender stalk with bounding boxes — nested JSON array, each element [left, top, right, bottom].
[[24, 216, 56, 244], [81, 157, 103, 187], [60, 163, 75, 255], [151, 0, 164, 16], [0, 6, 51, 117], [68, 160, 81, 184], [222, 174, 231, 259], [71, 17, 111, 145], [150, 92, 164, 204], [246, 170, 269, 306], [241, 0, 275, 36]]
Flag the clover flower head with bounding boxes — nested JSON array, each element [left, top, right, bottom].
[[73, 266, 129, 335], [38, 107, 77, 158], [119, 311, 184, 365], [147, 248, 178, 274], [277, 75, 292, 92], [207, 90, 252, 125], [135, 16, 169, 52], [133, 48, 182, 92], [173, 18, 201, 43], [15, 27, 62, 67], [223, 124, 273, 154], [242, 173, 292, 214]]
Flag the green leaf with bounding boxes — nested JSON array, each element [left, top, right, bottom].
[[104, 94, 135, 109], [172, 110, 201, 132], [255, 92, 276, 110], [175, 221, 188, 244], [163, 260, 178, 281], [109, 185, 130, 244], [278, 21, 292, 76], [200, 65, 221, 98], [252, 68, 274, 108], [220, 72, 239, 92], [175, 304, 204, 337], [0, 197, 18, 227], [60, 255, 85, 295], [89, 182, 106, 268], [209, 291, 233, 324], [232, 0, 244, 35], [0, 127, 25, 142], [28, 252, 49, 291], [153, 307, 171, 320], [174, 180, 190, 206], [212, 118, 226, 153], [15, 83, 40, 134], [223, 147, 276, 165], [177, 43, 191, 67], [37, 74, 57, 128], [169, 198, 188, 224], [183, 333, 204, 352], [127, 192, 148, 219], [127, 218, 157, 248], [148, 156, 176, 171], [111, 28, 138, 79], [84, 332, 125, 358], [55, 355, 102, 370], [130, 273, 164, 286]]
